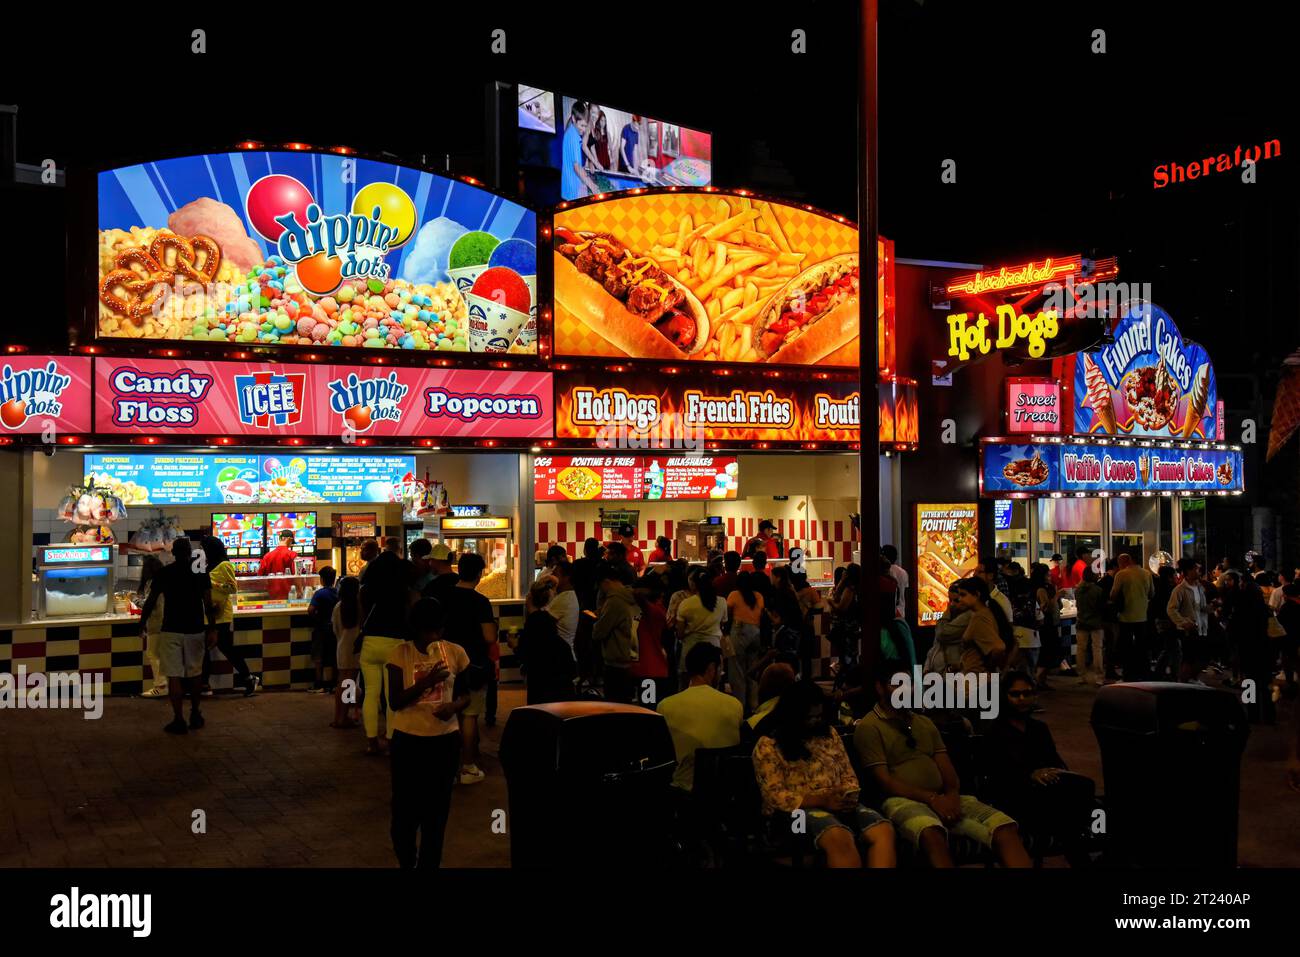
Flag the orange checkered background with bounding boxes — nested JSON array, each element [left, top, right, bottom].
[[553, 193, 859, 364]]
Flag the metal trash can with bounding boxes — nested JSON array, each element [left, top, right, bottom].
[[1090, 682, 1249, 868], [499, 701, 677, 868]]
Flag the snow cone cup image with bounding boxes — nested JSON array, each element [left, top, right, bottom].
[[487, 238, 537, 346], [465, 293, 529, 353], [448, 231, 502, 295], [467, 265, 532, 353]]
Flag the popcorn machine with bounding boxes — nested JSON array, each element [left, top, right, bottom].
[[332, 512, 378, 579], [432, 514, 515, 599]]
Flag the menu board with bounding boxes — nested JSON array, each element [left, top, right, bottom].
[[534, 456, 642, 501], [212, 514, 266, 557], [532, 455, 739, 501], [86, 454, 260, 505], [86, 453, 414, 505], [265, 512, 318, 553], [915, 504, 979, 624], [654, 457, 738, 500], [980, 441, 1244, 496], [295, 456, 415, 504]]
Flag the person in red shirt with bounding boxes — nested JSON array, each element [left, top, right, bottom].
[[713, 550, 742, 596], [618, 524, 645, 574], [1070, 546, 1091, 591], [1049, 553, 1070, 591], [259, 530, 300, 600], [648, 536, 673, 565], [746, 520, 782, 562], [630, 575, 670, 700]]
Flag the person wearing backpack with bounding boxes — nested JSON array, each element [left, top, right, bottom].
[[593, 561, 641, 704]]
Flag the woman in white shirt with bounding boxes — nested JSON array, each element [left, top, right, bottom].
[[675, 568, 726, 679]]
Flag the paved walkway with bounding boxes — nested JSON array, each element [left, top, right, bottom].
[[1, 681, 1296, 867]]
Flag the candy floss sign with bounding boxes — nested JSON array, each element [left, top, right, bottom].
[[1073, 301, 1217, 439], [95, 357, 553, 438], [0, 356, 93, 433]]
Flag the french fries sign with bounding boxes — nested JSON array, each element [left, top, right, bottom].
[[552, 191, 860, 366], [915, 504, 979, 624]]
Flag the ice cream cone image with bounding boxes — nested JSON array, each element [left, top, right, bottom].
[[1084, 353, 1117, 433], [1181, 362, 1210, 438], [1139, 454, 1150, 485]]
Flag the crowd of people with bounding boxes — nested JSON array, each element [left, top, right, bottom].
[[135, 527, 1297, 868], [921, 547, 1299, 724]]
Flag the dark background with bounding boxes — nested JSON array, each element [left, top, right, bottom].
[[1, 1, 1295, 561]]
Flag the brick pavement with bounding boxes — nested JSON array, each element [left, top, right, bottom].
[[1, 682, 1297, 868]]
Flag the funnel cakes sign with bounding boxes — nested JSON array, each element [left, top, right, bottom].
[[1073, 301, 1216, 439]]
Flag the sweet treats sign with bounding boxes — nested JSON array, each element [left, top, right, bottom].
[[1073, 301, 1216, 439]]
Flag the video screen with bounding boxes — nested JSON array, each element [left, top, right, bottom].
[[516, 88, 712, 206], [212, 513, 266, 558], [265, 512, 318, 555], [517, 85, 555, 133]]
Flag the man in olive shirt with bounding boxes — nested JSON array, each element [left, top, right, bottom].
[[657, 643, 741, 791], [853, 659, 1030, 867], [1111, 552, 1155, 680]]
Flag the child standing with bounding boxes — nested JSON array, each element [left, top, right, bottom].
[[308, 567, 340, 694]]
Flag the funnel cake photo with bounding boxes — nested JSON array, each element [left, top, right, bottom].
[[1003, 453, 1049, 487], [1124, 359, 1179, 431]]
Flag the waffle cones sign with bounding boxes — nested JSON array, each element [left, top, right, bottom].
[[552, 191, 859, 367], [554, 372, 859, 443], [1072, 301, 1216, 439]]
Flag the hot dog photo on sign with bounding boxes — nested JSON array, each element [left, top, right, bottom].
[[552, 192, 860, 365]]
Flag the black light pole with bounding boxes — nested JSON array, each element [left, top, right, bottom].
[[858, 0, 881, 690]]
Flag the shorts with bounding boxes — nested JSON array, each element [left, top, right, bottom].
[[881, 794, 1016, 848], [336, 635, 359, 671], [800, 805, 889, 853], [157, 632, 206, 679], [462, 687, 487, 717], [311, 630, 337, 667]]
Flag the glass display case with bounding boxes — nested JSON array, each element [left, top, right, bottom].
[[37, 544, 116, 619], [433, 516, 515, 600], [233, 574, 320, 612]]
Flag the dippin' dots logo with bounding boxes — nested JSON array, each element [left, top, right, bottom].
[[328, 372, 409, 433], [1, 361, 73, 429]]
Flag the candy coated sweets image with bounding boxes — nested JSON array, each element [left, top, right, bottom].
[[97, 152, 537, 351]]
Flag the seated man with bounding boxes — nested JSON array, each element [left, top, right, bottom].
[[656, 643, 743, 792], [853, 659, 1031, 868]]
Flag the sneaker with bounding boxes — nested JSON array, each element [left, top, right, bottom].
[[200, 689, 214, 698], [189, 711, 205, 730], [244, 676, 261, 697], [307, 687, 328, 695], [164, 719, 188, 735], [141, 686, 168, 698], [459, 764, 486, 785]]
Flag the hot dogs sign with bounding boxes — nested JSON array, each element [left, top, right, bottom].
[[552, 191, 860, 366], [1073, 301, 1216, 439]]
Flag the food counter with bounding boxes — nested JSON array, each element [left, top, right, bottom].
[[0, 596, 528, 696]]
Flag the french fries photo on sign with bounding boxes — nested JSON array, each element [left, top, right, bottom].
[[552, 191, 859, 366]]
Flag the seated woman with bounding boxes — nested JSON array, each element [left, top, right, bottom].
[[752, 680, 896, 868], [982, 671, 1096, 867]]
